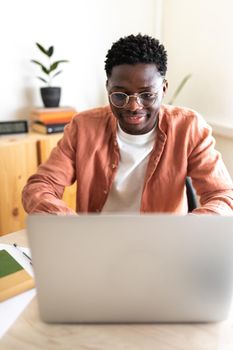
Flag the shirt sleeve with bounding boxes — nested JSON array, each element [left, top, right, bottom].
[[187, 114, 233, 215], [22, 118, 78, 214]]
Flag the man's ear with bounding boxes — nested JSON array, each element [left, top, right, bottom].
[[162, 79, 168, 97]]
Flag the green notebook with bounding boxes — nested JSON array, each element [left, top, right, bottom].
[[0, 249, 35, 302]]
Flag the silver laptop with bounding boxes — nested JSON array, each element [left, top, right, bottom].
[[27, 214, 233, 323]]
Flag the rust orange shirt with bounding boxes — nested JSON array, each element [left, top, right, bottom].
[[22, 104, 233, 215]]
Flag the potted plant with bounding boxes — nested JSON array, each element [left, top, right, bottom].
[[31, 43, 69, 107]]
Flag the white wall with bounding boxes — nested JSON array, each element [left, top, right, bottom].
[[0, 0, 162, 121], [3, 0, 233, 129], [213, 133, 233, 178], [161, 0, 233, 127]]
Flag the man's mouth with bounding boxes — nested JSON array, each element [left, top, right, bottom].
[[121, 113, 147, 125]]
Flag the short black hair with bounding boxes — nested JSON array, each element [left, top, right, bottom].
[[104, 33, 167, 77]]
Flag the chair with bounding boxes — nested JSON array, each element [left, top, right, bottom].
[[185, 177, 198, 212]]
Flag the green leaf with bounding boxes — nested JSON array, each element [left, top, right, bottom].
[[35, 42, 49, 56], [41, 66, 50, 75], [168, 74, 192, 105], [37, 76, 48, 84], [47, 46, 54, 57], [31, 59, 42, 66], [50, 60, 69, 72], [52, 70, 62, 78], [31, 60, 50, 75]]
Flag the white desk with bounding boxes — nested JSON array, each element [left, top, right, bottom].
[[1, 230, 233, 350]]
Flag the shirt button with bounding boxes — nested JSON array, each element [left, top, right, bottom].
[[112, 164, 117, 169], [103, 190, 108, 194]]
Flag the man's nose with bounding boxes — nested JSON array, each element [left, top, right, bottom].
[[126, 96, 143, 111]]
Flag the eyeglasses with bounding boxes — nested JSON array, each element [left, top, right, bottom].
[[109, 81, 165, 108]]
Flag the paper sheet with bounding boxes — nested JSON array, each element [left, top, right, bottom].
[[0, 244, 36, 338]]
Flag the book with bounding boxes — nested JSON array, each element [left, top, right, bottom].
[[35, 116, 74, 125], [30, 106, 77, 124], [0, 249, 35, 302], [31, 121, 68, 134]]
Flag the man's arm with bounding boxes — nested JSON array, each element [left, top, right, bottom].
[[22, 119, 77, 214], [187, 115, 233, 215]]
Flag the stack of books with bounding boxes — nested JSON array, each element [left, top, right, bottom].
[[31, 106, 77, 134]]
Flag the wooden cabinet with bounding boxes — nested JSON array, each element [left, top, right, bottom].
[[0, 132, 76, 236], [0, 136, 38, 235]]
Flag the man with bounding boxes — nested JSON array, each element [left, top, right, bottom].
[[22, 34, 233, 215]]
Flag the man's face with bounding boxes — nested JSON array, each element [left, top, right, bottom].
[[106, 63, 167, 135]]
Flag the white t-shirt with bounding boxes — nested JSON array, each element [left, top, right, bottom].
[[102, 125, 156, 212]]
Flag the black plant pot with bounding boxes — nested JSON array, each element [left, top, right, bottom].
[[40, 87, 61, 108]]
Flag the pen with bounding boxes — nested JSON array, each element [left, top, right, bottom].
[[13, 243, 33, 266]]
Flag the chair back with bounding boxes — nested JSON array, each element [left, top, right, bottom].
[[186, 177, 198, 212]]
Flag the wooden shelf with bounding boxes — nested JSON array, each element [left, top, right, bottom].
[[0, 132, 76, 236]]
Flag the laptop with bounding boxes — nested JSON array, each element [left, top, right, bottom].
[[27, 214, 233, 323]]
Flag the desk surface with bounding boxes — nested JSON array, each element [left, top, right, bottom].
[[1, 230, 233, 350]]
